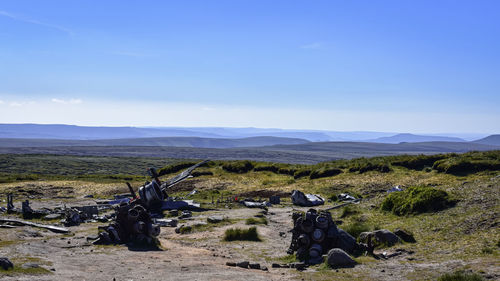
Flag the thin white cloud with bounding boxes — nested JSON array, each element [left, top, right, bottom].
[[51, 98, 82, 105], [9, 102, 22, 107], [0, 100, 4, 104], [0, 10, 73, 36], [300, 42, 323, 50]]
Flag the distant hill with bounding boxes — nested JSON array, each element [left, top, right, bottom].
[[473, 134, 500, 146], [0, 124, 490, 142], [0, 136, 310, 149], [368, 133, 465, 144], [0, 124, 221, 139]]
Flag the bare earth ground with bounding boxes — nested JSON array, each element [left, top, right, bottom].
[[0, 179, 499, 281]]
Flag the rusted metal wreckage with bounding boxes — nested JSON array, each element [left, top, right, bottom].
[[91, 160, 208, 246]]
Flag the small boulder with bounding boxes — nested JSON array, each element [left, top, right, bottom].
[[22, 263, 39, 269], [358, 231, 372, 243], [373, 229, 400, 246], [394, 229, 416, 243], [0, 257, 13, 270], [207, 216, 224, 223], [326, 248, 356, 268], [336, 228, 357, 254]]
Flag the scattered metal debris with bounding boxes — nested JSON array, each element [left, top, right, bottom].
[[90, 160, 207, 246], [387, 185, 403, 193], [287, 208, 371, 265], [291, 190, 324, 207], [269, 195, 281, 205], [22, 200, 49, 219], [337, 193, 357, 202], [0, 218, 69, 233], [92, 203, 160, 245], [241, 200, 270, 208]]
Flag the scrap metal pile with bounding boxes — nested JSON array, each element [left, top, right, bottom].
[[91, 160, 208, 246], [287, 208, 372, 264]]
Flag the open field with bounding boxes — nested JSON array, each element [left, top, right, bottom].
[[0, 152, 499, 280]]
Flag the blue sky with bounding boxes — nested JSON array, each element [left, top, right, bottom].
[[0, 0, 499, 133]]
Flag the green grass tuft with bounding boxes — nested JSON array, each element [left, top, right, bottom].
[[223, 227, 261, 241], [245, 217, 268, 225], [437, 270, 484, 281], [221, 160, 254, 173], [343, 221, 370, 239], [381, 186, 454, 216], [309, 167, 342, 179]]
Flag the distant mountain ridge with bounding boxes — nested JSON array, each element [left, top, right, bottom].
[[0, 123, 493, 143], [367, 133, 465, 144], [473, 134, 500, 146], [0, 136, 310, 149]]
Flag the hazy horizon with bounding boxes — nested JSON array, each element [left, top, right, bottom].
[[0, 123, 493, 141]]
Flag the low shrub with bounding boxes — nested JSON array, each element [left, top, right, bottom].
[[349, 163, 391, 173], [340, 205, 359, 218], [343, 221, 370, 239], [223, 227, 261, 241], [392, 154, 447, 170], [277, 167, 297, 176], [433, 159, 500, 175], [253, 163, 280, 173], [221, 160, 254, 173], [158, 161, 199, 176], [245, 217, 268, 225], [437, 270, 484, 281], [293, 169, 311, 179], [381, 186, 454, 216], [191, 170, 214, 177], [309, 167, 342, 179]]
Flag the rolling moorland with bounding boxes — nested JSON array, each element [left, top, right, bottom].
[[0, 139, 498, 164], [0, 151, 498, 280], [0, 124, 498, 164]]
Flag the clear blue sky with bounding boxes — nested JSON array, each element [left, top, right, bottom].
[[0, 0, 499, 133]]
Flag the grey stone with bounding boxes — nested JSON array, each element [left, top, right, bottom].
[[326, 248, 356, 268], [261, 266, 268, 271], [337, 228, 357, 254], [394, 229, 416, 243], [207, 216, 224, 223], [22, 262, 39, 269], [155, 219, 178, 227], [0, 257, 13, 270], [358, 231, 372, 243], [373, 229, 401, 246]]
